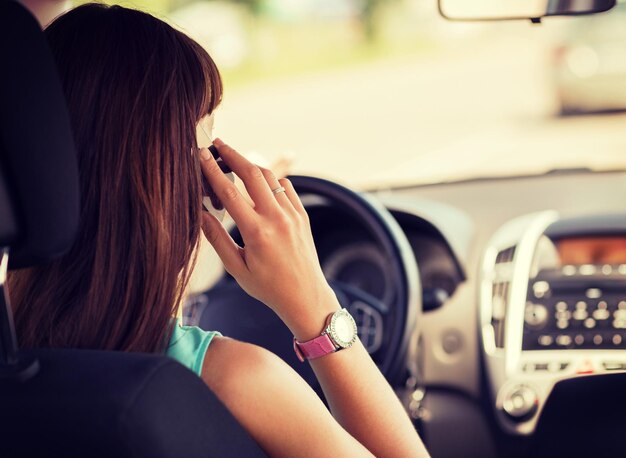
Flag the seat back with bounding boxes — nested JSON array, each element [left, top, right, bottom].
[[0, 350, 266, 458], [0, 3, 265, 456]]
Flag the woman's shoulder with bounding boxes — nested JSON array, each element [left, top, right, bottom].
[[200, 336, 286, 386]]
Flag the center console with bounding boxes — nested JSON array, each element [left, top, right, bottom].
[[480, 212, 626, 434]]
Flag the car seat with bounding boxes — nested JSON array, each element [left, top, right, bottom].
[[0, 2, 266, 456]]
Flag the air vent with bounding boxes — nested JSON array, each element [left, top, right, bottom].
[[496, 246, 516, 264], [491, 246, 516, 348]]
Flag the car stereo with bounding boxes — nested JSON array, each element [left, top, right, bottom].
[[523, 264, 626, 350], [480, 212, 626, 435]]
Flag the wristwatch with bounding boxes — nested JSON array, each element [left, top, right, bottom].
[[293, 308, 358, 362]]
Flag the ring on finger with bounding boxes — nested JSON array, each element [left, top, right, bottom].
[[271, 186, 286, 195]]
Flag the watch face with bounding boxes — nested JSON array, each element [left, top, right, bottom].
[[329, 309, 358, 348]]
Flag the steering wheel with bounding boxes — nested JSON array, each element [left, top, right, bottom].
[[198, 176, 421, 386]]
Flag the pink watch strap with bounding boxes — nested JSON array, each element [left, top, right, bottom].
[[293, 334, 337, 362]]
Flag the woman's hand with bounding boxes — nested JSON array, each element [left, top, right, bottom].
[[199, 140, 430, 458], [199, 138, 339, 340]]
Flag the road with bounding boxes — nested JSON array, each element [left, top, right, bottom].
[[215, 28, 626, 189]]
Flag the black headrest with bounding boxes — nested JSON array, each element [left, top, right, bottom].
[[0, 1, 79, 269]]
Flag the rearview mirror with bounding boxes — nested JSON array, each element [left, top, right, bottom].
[[438, 0, 616, 22]]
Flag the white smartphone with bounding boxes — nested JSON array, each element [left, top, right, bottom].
[[202, 145, 234, 222]]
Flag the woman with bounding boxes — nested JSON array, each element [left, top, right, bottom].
[[10, 4, 429, 457]]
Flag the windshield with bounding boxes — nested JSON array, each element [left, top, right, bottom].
[[81, 0, 626, 188]]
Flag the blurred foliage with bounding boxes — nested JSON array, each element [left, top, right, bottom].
[[362, 0, 395, 40], [168, 0, 262, 14], [73, 0, 431, 87], [101, 0, 400, 41], [74, 0, 171, 16], [229, 0, 263, 14]]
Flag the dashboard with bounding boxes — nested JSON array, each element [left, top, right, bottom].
[[480, 212, 626, 436], [340, 169, 625, 457]]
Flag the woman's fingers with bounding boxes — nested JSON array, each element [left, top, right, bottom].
[[258, 166, 296, 214], [201, 211, 246, 275], [198, 147, 256, 232], [213, 139, 281, 213], [278, 178, 307, 216], [212, 139, 295, 214]]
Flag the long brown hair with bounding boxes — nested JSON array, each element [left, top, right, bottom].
[[9, 3, 222, 353]]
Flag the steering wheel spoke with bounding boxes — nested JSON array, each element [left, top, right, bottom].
[[329, 280, 387, 354]]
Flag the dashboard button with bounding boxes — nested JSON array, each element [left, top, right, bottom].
[[613, 334, 623, 345], [524, 362, 569, 372], [592, 309, 610, 320], [533, 281, 550, 298], [538, 335, 553, 346], [555, 309, 571, 320], [574, 334, 585, 345], [556, 335, 572, 346], [556, 319, 569, 330], [562, 265, 577, 276], [584, 318, 596, 329], [573, 309, 588, 321], [593, 334, 603, 345], [585, 288, 602, 299], [602, 361, 626, 371], [576, 360, 594, 374], [573, 301, 588, 320], [593, 302, 610, 320], [525, 303, 548, 328], [547, 361, 567, 372], [579, 264, 596, 275], [502, 386, 538, 421], [613, 311, 626, 329]]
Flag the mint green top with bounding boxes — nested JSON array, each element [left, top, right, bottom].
[[166, 319, 221, 376]]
